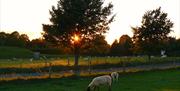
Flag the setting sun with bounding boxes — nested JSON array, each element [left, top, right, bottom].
[[71, 34, 80, 44], [74, 35, 79, 42]]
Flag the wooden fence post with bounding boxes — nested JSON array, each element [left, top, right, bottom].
[[48, 62, 52, 78], [122, 61, 126, 73], [67, 57, 70, 66], [88, 58, 91, 74]]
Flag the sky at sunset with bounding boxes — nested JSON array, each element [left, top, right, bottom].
[[0, 0, 180, 44]]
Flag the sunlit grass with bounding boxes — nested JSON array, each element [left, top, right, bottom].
[[0, 56, 180, 69]]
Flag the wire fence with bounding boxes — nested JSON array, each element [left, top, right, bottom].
[[0, 56, 180, 81]]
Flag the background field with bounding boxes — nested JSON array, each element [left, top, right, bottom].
[[0, 69, 179, 91], [0, 46, 179, 69], [1, 56, 180, 68], [0, 56, 180, 75]]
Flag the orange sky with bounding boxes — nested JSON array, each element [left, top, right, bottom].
[[0, 0, 180, 44]]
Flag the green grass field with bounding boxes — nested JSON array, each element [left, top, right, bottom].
[[0, 69, 179, 91]]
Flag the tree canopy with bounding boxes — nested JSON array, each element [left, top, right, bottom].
[[42, 0, 115, 45], [110, 35, 133, 56], [81, 34, 110, 56], [118, 35, 133, 56], [132, 7, 173, 57]]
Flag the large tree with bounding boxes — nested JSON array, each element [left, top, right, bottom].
[[132, 7, 173, 59], [42, 0, 114, 67]]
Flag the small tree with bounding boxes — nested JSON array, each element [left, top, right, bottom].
[[0, 32, 7, 46], [132, 7, 173, 59], [110, 39, 119, 56], [81, 34, 110, 56], [43, 0, 115, 67], [118, 35, 133, 56]]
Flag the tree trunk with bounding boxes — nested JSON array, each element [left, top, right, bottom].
[[74, 44, 79, 67], [73, 44, 80, 76], [74, 53, 79, 67], [148, 53, 151, 61]]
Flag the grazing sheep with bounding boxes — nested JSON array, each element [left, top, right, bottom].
[[87, 75, 112, 91], [111, 72, 119, 82]]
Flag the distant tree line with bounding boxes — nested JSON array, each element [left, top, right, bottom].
[[0, 31, 29, 47], [0, 31, 64, 54], [0, 31, 180, 56]]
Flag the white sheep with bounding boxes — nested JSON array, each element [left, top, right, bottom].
[[87, 75, 112, 91], [111, 72, 119, 82]]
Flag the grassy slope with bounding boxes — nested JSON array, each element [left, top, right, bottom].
[[0, 69, 179, 91], [0, 46, 33, 58]]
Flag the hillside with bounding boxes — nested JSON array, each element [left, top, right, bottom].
[[0, 46, 33, 59]]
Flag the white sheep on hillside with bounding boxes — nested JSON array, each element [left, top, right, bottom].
[[87, 75, 112, 91], [111, 72, 119, 82]]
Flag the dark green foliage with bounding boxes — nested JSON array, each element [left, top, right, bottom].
[[110, 35, 133, 56], [81, 34, 110, 56], [166, 38, 180, 56], [0, 31, 30, 47], [118, 35, 133, 56], [132, 7, 174, 57], [110, 39, 119, 56], [28, 39, 47, 49]]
